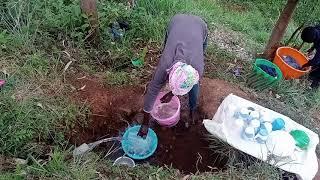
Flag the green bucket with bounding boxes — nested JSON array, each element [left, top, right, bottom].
[[247, 59, 283, 91]]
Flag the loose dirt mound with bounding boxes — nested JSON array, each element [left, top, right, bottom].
[[68, 75, 249, 173], [200, 78, 250, 118]]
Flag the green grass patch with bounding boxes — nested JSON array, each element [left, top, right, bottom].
[[104, 71, 132, 86], [0, 46, 86, 157], [1, 0, 320, 179]]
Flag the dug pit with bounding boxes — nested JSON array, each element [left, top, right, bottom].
[[67, 75, 250, 173]]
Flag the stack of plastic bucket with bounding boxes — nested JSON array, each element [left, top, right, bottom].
[[247, 59, 283, 91]]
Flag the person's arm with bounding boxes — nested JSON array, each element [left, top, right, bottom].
[[303, 48, 320, 68], [138, 60, 168, 137], [137, 111, 151, 138], [307, 44, 315, 53], [309, 49, 320, 66], [143, 61, 168, 112]]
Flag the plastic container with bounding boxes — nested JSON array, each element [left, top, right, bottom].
[[273, 47, 311, 79], [260, 122, 272, 134], [290, 130, 310, 150], [249, 119, 261, 133], [250, 111, 260, 118], [247, 59, 283, 91], [151, 92, 181, 127], [121, 125, 158, 160], [243, 126, 255, 141], [255, 133, 268, 144], [238, 108, 250, 121], [272, 118, 285, 131], [113, 156, 135, 167], [266, 131, 296, 157]]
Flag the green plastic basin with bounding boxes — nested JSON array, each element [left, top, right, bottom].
[[247, 58, 283, 91]]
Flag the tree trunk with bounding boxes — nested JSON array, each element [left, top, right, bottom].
[[81, 0, 99, 45], [263, 0, 299, 60]]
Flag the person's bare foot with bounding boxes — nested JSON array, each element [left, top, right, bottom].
[[185, 122, 190, 128], [190, 109, 200, 125]]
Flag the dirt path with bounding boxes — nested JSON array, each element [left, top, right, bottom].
[[67, 75, 251, 173]]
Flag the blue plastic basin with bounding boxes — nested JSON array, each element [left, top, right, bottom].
[[121, 125, 158, 160]]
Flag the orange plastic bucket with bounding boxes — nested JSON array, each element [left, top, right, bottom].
[[273, 47, 310, 79]]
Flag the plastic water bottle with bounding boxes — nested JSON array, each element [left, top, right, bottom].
[[260, 110, 272, 123], [255, 132, 269, 144], [249, 119, 261, 133], [238, 108, 250, 121], [260, 122, 272, 134], [249, 111, 260, 121], [255, 122, 272, 144], [243, 127, 255, 141]]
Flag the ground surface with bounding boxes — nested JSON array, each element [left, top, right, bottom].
[[67, 74, 249, 173], [2, 0, 320, 179]]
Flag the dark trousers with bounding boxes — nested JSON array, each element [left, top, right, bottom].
[[309, 66, 320, 88]]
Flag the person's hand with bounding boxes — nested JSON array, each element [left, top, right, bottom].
[[160, 91, 174, 103], [137, 111, 150, 138], [302, 62, 311, 69], [307, 48, 314, 54], [137, 124, 149, 138]]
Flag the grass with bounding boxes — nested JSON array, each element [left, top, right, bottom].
[[104, 71, 132, 86], [1, 0, 320, 179], [0, 33, 88, 157]]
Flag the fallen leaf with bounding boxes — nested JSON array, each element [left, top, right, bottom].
[[70, 85, 76, 91], [37, 103, 44, 109], [63, 61, 73, 73], [78, 85, 86, 91], [181, 175, 190, 180], [77, 76, 87, 80], [62, 51, 71, 58]]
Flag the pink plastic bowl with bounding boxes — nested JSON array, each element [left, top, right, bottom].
[[151, 92, 181, 127]]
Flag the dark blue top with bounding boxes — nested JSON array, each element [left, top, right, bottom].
[[309, 26, 320, 66]]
